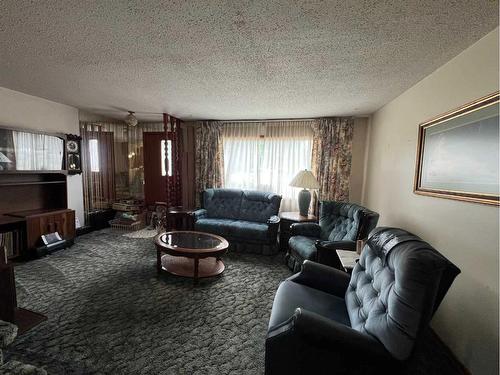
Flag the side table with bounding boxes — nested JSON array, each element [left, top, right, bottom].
[[335, 249, 360, 274], [155, 203, 195, 231], [279, 212, 317, 252]]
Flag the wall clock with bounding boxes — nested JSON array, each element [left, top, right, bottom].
[[65, 134, 82, 175], [66, 140, 79, 153]]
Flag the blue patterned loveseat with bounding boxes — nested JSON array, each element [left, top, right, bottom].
[[192, 189, 282, 255]]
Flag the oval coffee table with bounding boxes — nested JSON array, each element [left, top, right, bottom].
[[155, 231, 229, 282]]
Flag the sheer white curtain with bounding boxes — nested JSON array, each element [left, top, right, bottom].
[[223, 121, 313, 211], [223, 123, 260, 189], [12, 131, 64, 170]]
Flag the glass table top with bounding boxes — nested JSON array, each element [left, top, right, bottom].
[[158, 231, 228, 252]]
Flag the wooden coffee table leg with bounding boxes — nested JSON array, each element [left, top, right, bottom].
[[156, 249, 162, 274], [193, 256, 199, 282]]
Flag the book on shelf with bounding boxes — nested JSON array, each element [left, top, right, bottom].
[[1, 230, 21, 260]]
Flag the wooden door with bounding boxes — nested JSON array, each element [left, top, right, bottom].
[[144, 132, 167, 206]]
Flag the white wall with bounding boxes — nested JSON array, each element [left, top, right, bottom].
[[78, 109, 115, 123], [363, 28, 499, 374], [0, 87, 84, 225]]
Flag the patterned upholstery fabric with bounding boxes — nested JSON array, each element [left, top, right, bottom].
[[230, 221, 270, 241], [195, 218, 269, 241], [320, 201, 361, 241], [345, 227, 461, 360], [239, 191, 282, 223], [203, 189, 243, 219], [194, 189, 282, 254], [194, 218, 236, 237], [285, 200, 379, 271], [288, 236, 316, 261]]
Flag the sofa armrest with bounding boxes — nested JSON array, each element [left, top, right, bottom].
[[290, 223, 321, 237], [0, 320, 17, 348], [267, 215, 280, 225], [315, 240, 356, 268], [266, 308, 394, 374], [294, 308, 392, 357], [295, 308, 387, 353], [191, 209, 207, 221], [316, 240, 356, 251], [287, 260, 350, 297], [266, 215, 280, 243]]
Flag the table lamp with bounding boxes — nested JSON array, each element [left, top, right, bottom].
[[289, 170, 320, 216], [0, 151, 12, 171]]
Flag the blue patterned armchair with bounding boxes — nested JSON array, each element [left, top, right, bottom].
[[266, 227, 460, 374], [285, 201, 379, 272]]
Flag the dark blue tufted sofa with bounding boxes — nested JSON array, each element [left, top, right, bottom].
[[266, 227, 461, 374], [192, 189, 282, 255], [285, 200, 379, 272]]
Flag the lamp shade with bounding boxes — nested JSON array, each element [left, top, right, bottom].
[[0, 151, 12, 163], [289, 170, 320, 189]]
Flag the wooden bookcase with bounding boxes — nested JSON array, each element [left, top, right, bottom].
[[0, 171, 75, 258]]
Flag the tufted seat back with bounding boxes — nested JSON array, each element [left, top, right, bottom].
[[319, 201, 379, 241], [203, 189, 243, 219], [345, 227, 460, 361], [240, 190, 281, 223], [202, 188, 281, 223]]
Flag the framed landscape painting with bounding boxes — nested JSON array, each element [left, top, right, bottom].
[[414, 92, 499, 206]]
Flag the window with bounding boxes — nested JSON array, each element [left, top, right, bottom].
[[223, 122, 313, 211], [161, 139, 173, 177], [89, 139, 100, 172], [11, 131, 64, 170]]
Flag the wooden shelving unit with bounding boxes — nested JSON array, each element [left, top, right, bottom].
[[0, 173, 68, 216], [0, 181, 66, 187], [0, 172, 73, 258], [0, 170, 68, 175]]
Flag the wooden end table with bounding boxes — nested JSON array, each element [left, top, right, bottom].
[[335, 249, 360, 274], [154, 203, 195, 231], [279, 212, 317, 251], [155, 231, 229, 282]]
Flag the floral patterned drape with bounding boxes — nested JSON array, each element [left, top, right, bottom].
[[311, 117, 354, 206], [194, 121, 224, 207]]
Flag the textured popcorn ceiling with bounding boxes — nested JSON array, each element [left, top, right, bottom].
[[0, 1, 498, 122]]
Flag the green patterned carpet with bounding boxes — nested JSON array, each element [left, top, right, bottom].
[[5, 229, 463, 374]]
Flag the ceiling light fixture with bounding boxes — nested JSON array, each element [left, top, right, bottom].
[[124, 111, 138, 127]]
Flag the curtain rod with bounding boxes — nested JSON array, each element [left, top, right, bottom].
[[216, 118, 319, 123], [208, 116, 358, 123]]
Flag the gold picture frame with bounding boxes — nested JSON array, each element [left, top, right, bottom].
[[414, 92, 499, 206]]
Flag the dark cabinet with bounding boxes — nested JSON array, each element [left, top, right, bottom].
[[25, 209, 75, 250]]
